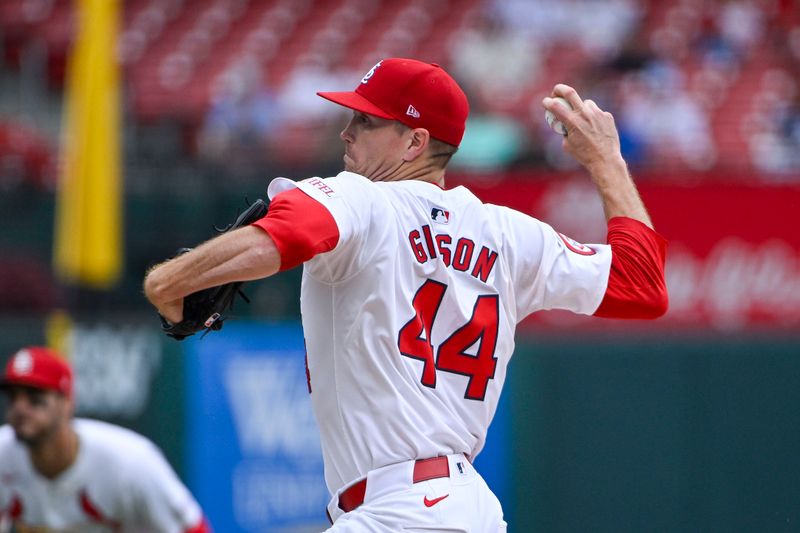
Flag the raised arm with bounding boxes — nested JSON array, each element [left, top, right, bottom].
[[542, 84, 652, 229], [542, 84, 668, 318]]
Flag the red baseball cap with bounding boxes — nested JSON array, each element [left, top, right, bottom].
[[1, 347, 73, 397], [318, 58, 469, 147]]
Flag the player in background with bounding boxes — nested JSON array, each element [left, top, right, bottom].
[[144, 58, 668, 532], [0, 346, 211, 533]]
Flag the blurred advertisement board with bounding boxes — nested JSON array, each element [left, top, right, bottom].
[[70, 324, 162, 419], [455, 176, 800, 330], [185, 322, 329, 532]]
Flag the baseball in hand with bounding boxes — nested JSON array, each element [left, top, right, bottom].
[[544, 96, 572, 136]]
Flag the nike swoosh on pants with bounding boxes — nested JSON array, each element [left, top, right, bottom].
[[423, 494, 449, 507]]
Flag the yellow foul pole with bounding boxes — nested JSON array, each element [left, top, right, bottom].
[[54, 0, 122, 289]]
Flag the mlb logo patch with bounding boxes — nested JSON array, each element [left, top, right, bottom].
[[430, 206, 450, 224]]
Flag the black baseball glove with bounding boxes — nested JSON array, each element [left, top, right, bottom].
[[160, 198, 268, 341]]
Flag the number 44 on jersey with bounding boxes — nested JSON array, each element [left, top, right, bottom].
[[398, 279, 499, 401]]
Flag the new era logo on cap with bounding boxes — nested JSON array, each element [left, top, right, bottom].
[[406, 105, 420, 118]]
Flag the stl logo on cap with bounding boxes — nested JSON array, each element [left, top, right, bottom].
[[12, 350, 33, 375], [361, 60, 383, 84]]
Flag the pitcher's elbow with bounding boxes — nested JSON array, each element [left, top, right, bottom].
[[143, 267, 170, 305], [645, 285, 669, 319]]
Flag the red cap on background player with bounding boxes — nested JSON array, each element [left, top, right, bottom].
[[318, 58, 470, 147], [1, 346, 73, 397]]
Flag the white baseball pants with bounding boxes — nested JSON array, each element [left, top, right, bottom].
[[324, 454, 507, 532]]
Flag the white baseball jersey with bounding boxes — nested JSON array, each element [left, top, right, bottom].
[[267, 171, 613, 494], [0, 418, 205, 533]]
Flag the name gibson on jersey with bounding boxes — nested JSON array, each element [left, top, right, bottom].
[[408, 224, 498, 283]]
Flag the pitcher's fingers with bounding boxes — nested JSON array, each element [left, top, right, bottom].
[[584, 99, 616, 121], [543, 98, 576, 136], [553, 84, 583, 111], [583, 99, 605, 114]]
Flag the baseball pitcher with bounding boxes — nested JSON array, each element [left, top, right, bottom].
[[145, 58, 667, 532]]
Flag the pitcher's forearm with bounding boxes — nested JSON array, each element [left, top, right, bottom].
[[144, 227, 281, 306], [589, 155, 653, 229]]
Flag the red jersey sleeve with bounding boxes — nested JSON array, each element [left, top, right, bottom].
[[253, 188, 340, 271], [184, 516, 212, 533], [594, 217, 669, 319]]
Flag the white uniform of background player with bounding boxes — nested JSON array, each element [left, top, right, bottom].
[[0, 347, 209, 533], [145, 58, 668, 532]]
